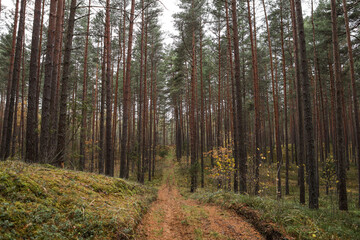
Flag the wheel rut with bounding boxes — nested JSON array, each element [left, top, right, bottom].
[[135, 161, 264, 240]]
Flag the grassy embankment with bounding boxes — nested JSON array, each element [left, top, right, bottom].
[[172, 147, 360, 240], [0, 160, 156, 239]]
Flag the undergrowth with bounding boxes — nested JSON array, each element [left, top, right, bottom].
[[170, 146, 360, 240], [0, 160, 156, 240], [190, 189, 360, 240]]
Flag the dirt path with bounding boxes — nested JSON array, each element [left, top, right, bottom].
[[135, 160, 264, 240]]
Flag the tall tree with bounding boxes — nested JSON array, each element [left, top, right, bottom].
[[79, 0, 91, 171], [55, 0, 77, 167], [280, 0, 289, 195], [262, 0, 282, 199], [1, 0, 26, 160], [200, 24, 204, 188], [189, 0, 197, 193], [290, 0, 305, 205], [49, 0, 65, 149], [231, 0, 246, 193], [25, 0, 42, 163], [246, 0, 260, 195], [120, 0, 135, 178], [330, 0, 347, 211], [104, 0, 113, 176], [295, 0, 318, 209], [342, 0, 360, 208], [1, 0, 19, 159], [39, 0, 59, 163]]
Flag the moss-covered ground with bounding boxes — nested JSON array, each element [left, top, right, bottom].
[[0, 160, 156, 240]]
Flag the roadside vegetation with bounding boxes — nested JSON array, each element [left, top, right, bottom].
[[173, 147, 360, 240], [0, 161, 156, 239]]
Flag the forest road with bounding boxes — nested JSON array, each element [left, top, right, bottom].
[[135, 159, 264, 240]]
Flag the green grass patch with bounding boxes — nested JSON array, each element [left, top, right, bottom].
[[0, 160, 156, 240]]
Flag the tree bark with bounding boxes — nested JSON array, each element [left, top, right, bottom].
[[290, 0, 305, 205], [79, 0, 91, 171], [280, 0, 289, 195], [231, 0, 246, 193], [120, 0, 135, 178], [342, 0, 360, 208], [295, 0, 318, 209], [25, 0, 42, 163], [330, 0, 347, 211], [1, 0, 26, 160], [55, 0, 77, 167], [190, 0, 197, 193], [262, 0, 282, 199], [246, 0, 260, 195], [104, 0, 113, 176], [40, 0, 58, 163]]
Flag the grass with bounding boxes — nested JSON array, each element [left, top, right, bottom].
[[171, 148, 360, 240], [190, 189, 360, 240], [0, 160, 156, 240]]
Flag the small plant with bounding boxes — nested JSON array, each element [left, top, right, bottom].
[[321, 155, 337, 195], [157, 145, 169, 158], [206, 147, 235, 190]]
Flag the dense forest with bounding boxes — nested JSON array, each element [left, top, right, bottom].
[[0, 0, 360, 238]]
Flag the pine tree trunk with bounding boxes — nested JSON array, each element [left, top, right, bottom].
[[91, 63, 99, 172], [40, 0, 58, 163], [189, 0, 197, 193], [104, 0, 113, 176], [49, 0, 64, 152], [79, 0, 91, 171], [25, 0, 42, 163], [120, 0, 135, 178], [55, 0, 77, 167], [217, 18, 222, 148], [280, 0, 289, 196], [137, 0, 145, 182], [1, 0, 26, 160], [342, 0, 360, 208], [246, 0, 260, 195], [330, 0, 347, 211], [112, 17, 122, 174], [0, 0, 19, 160], [225, 0, 237, 190], [295, 0, 318, 209], [231, 0, 246, 193], [200, 27, 205, 188], [11, 44, 23, 157], [20, 49, 25, 158], [152, 65, 157, 178], [290, 0, 305, 204], [141, 14, 149, 184], [99, 44, 106, 174], [262, 0, 282, 199]]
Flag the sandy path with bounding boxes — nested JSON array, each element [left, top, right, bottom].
[[135, 163, 264, 240]]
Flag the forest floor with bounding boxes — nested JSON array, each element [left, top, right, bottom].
[[0, 160, 156, 239], [135, 156, 264, 240]]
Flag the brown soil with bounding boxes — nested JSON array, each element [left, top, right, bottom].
[[135, 165, 264, 240]]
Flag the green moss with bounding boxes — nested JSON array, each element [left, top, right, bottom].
[[0, 160, 156, 240]]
